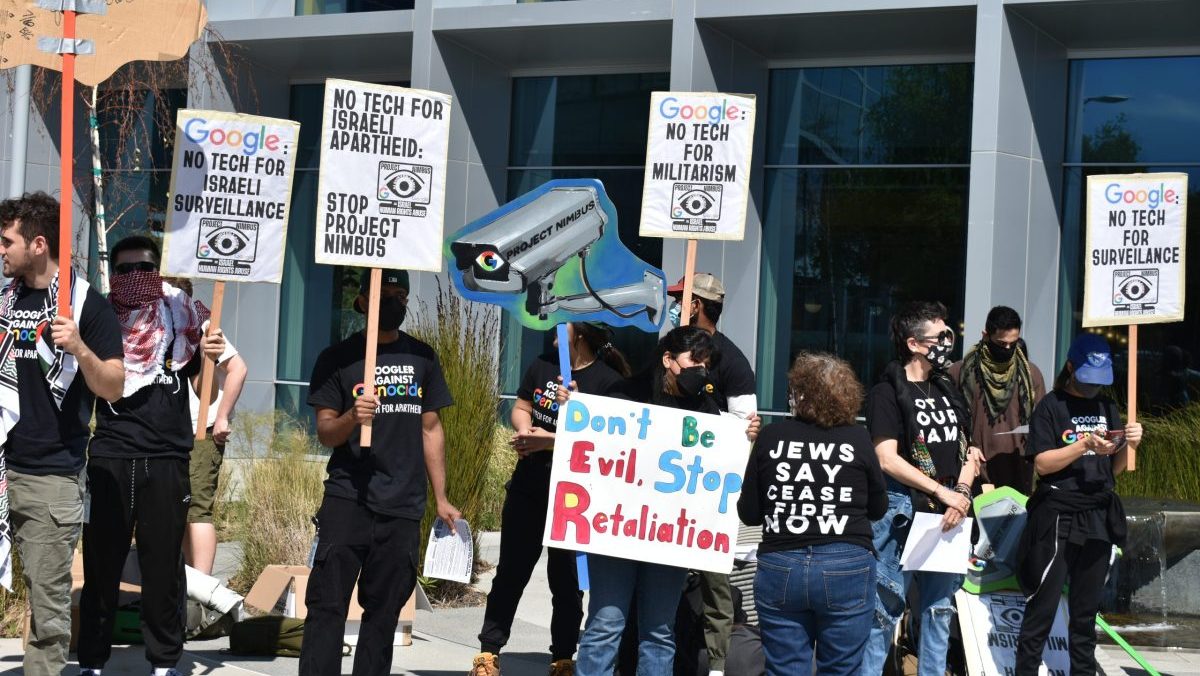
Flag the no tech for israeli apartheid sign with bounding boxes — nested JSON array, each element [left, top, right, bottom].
[[315, 79, 452, 272], [162, 110, 299, 283], [639, 92, 756, 241], [1084, 173, 1188, 327]]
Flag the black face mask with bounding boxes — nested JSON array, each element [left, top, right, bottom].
[[674, 366, 712, 400], [1073, 380, 1102, 399], [987, 340, 1016, 363], [924, 342, 954, 372], [378, 296, 407, 331]]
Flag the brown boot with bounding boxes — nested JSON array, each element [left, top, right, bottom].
[[548, 659, 575, 676], [470, 652, 500, 676]]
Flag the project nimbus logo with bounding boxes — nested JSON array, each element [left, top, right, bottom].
[[200, 227, 250, 257], [183, 118, 283, 157], [657, 97, 748, 124], [1104, 182, 1180, 209]]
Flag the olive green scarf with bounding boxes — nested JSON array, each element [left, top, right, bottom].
[[960, 340, 1036, 426]]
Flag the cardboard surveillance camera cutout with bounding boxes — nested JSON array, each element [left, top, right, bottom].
[[447, 179, 666, 332]]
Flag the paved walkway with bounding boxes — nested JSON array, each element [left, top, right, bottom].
[[0, 533, 1194, 675]]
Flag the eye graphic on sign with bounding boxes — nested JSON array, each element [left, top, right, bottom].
[[1118, 275, 1153, 302], [206, 227, 250, 257], [382, 169, 425, 200], [475, 250, 505, 272], [997, 606, 1024, 631], [677, 190, 715, 217]]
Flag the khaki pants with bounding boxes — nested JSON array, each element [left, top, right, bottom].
[[9, 469, 85, 676], [699, 569, 734, 671]]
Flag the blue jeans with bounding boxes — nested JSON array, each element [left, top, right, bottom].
[[755, 544, 876, 676], [575, 554, 689, 676], [860, 490, 964, 676]]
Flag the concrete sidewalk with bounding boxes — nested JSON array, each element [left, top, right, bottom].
[[0, 532, 1196, 675]]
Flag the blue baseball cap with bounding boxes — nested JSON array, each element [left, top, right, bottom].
[[1067, 333, 1114, 385]]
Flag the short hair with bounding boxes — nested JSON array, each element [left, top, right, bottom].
[[984, 306, 1022, 334], [658, 325, 717, 368], [109, 235, 161, 270], [0, 192, 60, 258], [698, 296, 723, 324], [789, 351, 864, 428], [890, 301, 949, 362]]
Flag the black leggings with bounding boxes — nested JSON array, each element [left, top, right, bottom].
[[478, 456, 582, 661]]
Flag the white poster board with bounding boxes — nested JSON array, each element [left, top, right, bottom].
[[314, 79, 452, 272], [543, 393, 750, 574], [162, 110, 299, 283], [957, 591, 1072, 676], [1083, 173, 1188, 327], [639, 92, 756, 241]]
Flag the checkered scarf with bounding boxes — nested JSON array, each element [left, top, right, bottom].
[[108, 271, 208, 398], [0, 270, 90, 591]]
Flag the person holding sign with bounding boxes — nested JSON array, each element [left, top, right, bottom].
[[570, 326, 761, 676], [859, 301, 984, 676], [1014, 334, 1140, 676], [301, 269, 461, 676], [0, 193, 125, 676], [738, 351, 887, 676], [80, 236, 225, 676], [472, 323, 630, 676]]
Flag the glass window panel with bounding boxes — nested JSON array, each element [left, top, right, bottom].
[[98, 88, 187, 171], [1066, 57, 1200, 165], [296, 0, 413, 14], [757, 167, 970, 411], [766, 65, 972, 166], [101, 171, 173, 242]]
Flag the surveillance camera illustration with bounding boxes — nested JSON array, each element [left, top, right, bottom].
[[447, 179, 666, 332]]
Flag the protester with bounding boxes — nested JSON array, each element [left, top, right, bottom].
[[472, 322, 630, 676], [0, 193, 124, 676], [950, 306, 1045, 494], [300, 269, 461, 676], [859, 301, 983, 676], [667, 273, 756, 676], [1015, 333, 1139, 675], [79, 236, 224, 676], [569, 326, 760, 676], [738, 352, 887, 676]]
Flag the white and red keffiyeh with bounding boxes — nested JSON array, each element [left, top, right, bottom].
[[109, 272, 209, 398]]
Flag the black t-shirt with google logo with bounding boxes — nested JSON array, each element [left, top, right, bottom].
[[308, 331, 453, 520], [517, 353, 624, 435]]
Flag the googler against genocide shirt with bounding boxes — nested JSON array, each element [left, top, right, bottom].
[[515, 354, 624, 473], [308, 331, 453, 520], [90, 338, 201, 460], [7, 285, 123, 474], [1026, 390, 1119, 494]]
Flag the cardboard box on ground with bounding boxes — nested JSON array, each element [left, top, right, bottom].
[[245, 565, 428, 647], [22, 551, 142, 651]]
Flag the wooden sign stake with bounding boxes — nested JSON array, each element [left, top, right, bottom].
[[679, 239, 698, 327], [1126, 324, 1138, 472], [360, 268, 382, 447], [57, 8, 78, 317], [194, 281, 226, 440]]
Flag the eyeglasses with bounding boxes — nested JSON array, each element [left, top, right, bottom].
[[915, 329, 956, 346], [114, 261, 158, 275]]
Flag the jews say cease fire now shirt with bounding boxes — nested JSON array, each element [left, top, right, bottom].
[[308, 332, 453, 520]]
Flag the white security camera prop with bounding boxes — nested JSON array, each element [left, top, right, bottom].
[[448, 179, 667, 331]]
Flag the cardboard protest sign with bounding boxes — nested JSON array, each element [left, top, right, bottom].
[[639, 92, 756, 241], [447, 179, 667, 332], [0, 0, 207, 86], [162, 110, 299, 283], [543, 393, 751, 574], [1083, 173, 1188, 327], [957, 591, 1071, 676], [315, 79, 451, 273]]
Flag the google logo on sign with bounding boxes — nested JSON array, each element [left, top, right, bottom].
[[658, 97, 746, 124], [1104, 182, 1179, 209], [475, 251, 504, 272], [184, 118, 282, 156]]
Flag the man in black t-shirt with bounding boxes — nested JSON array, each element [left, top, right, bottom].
[[300, 269, 460, 676], [667, 272, 757, 676], [78, 236, 225, 676], [0, 193, 124, 676]]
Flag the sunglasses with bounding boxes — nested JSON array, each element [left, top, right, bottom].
[[114, 261, 158, 275], [915, 329, 956, 346]]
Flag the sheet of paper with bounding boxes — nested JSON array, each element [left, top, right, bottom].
[[423, 519, 472, 583], [900, 513, 973, 574], [994, 425, 1030, 435]]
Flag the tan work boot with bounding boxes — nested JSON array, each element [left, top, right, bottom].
[[548, 659, 575, 676], [470, 652, 500, 676]]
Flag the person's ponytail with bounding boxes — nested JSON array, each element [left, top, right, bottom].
[[573, 323, 632, 378]]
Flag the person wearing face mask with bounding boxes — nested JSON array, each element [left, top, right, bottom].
[[80, 236, 225, 676], [300, 269, 462, 676], [859, 301, 984, 676], [1014, 333, 1140, 676], [949, 306, 1046, 495], [570, 326, 761, 676]]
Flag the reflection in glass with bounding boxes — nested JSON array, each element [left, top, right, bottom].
[[296, 0, 413, 14]]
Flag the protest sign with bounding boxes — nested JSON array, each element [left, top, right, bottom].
[[639, 92, 756, 241], [542, 393, 751, 574], [314, 79, 451, 273], [957, 591, 1071, 676], [162, 110, 299, 283], [1083, 173, 1188, 327]]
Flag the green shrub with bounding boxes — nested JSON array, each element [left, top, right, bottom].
[[1116, 403, 1200, 503], [476, 425, 517, 532], [0, 551, 27, 637]]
